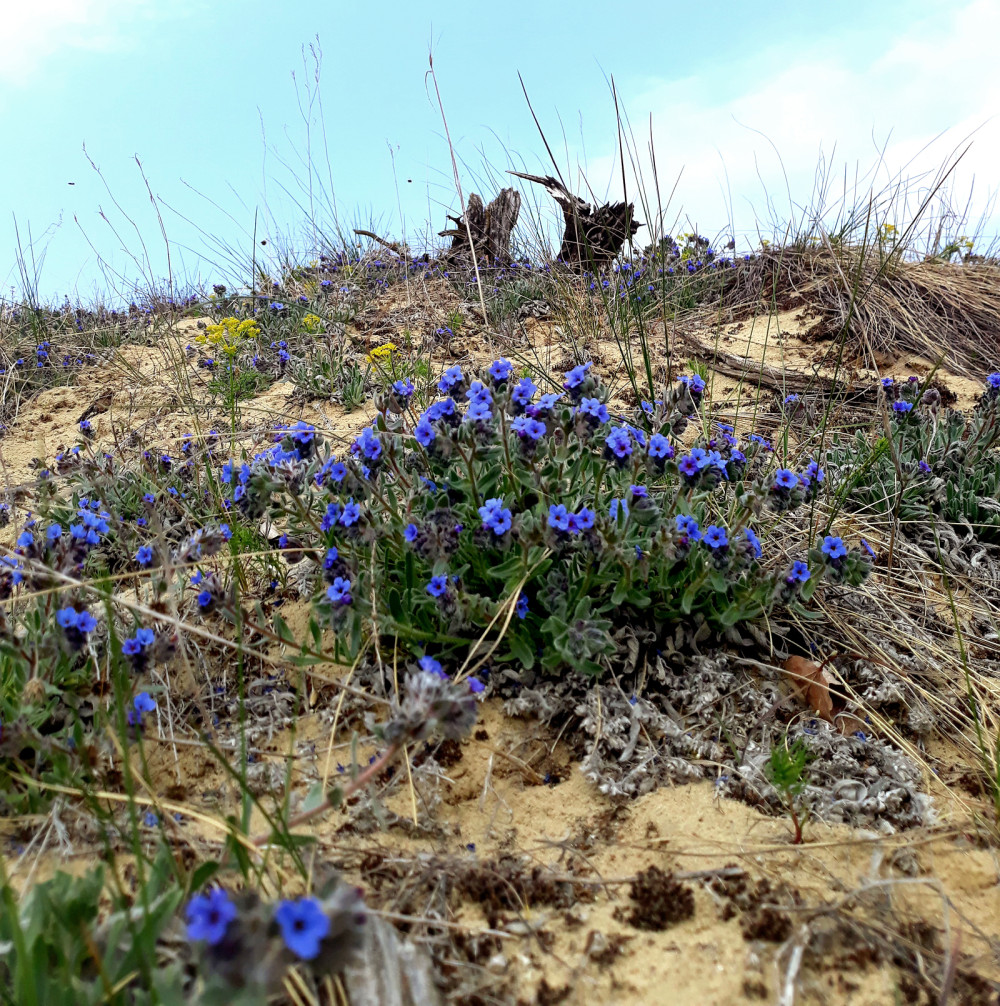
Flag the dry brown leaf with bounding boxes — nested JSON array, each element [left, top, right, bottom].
[[783, 656, 834, 721], [834, 712, 869, 737]]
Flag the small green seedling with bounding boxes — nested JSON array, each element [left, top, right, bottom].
[[765, 736, 814, 845]]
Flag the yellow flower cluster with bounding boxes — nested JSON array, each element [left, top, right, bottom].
[[197, 317, 260, 357], [366, 342, 397, 363], [301, 313, 324, 334]]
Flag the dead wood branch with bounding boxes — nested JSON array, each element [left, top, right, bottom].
[[511, 171, 641, 269]]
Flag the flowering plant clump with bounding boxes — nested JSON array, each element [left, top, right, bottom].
[[215, 359, 868, 676], [828, 372, 1000, 544], [197, 316, 261, 357]]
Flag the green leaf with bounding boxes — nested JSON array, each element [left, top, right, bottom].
[[506, 631, 536, 670], [272, 612, 296, 645], [486, 554, 525, 580], [190, 861, 220, 893]]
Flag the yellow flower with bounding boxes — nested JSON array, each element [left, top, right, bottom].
[[366, 342, 397, 363], [301, 313, 323, 334], [199, 316, 259, 355]]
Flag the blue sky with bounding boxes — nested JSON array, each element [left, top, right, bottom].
[[3, 0, 997, 303]]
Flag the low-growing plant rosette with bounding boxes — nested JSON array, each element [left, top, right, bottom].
[[212, 360, 870, 677]]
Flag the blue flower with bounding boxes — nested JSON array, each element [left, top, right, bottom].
[[219, 523, 232, 541], [987, 373, 1000, 389], [289, 421, 315, 445], [577, 397, 609, 424], [892, 400, 913, 413], [515, 594, 529, 619], [426, 575, 448, 597], [16, 531, 34, 549], [803, 460, 824, 484], [573, 507, 596, 531], [186, 889, 237, 946], [197, 590, 213, 608], [605, 428, 633, 460], [784, 393, 800, 405], [466, 397, 493, 422], [414, 419, 435, 446], [702, 525, 729, 549], [392, 378, 414, 398], [547, 504, 571, 532], [562, 361, 593, 390], [136, 627, 155, 647], [136, 545, 154, 566], [46, 524, 62, 543], [353, 426, 382, 461], [143, 493, 155, 503], [123, 637, 141, 655], [340, 500, 361, 527], [404, 523, 418, 542], [419, 655, 446, 678], [425, 398, 456, 422], [478, 498, 512, 535], [774, 468, 799, 489], [821, 535, 847, 559], [787, 560, 811, 583], [134, 691, 156, 714], [675, 514, 701, 540], [677, 454, 700, 478], [438, 366, 464, 394], [467, 677, 485, 694], [532, 392, 563, 414], [647, 434, 673, 459], [56, 607, 79, 629], [321, 502, 342, 531], [881, 377, 894, 388], [609, 498, 630, 521], [511, 416, 546, 440], [326, 577, 352, 605], [744, 527, 763, 558], [679, 374, 706, 393], [861, 538, 876, 559], [489, 358, 513, 382], [511, 377, 537, 406], [918, 460, 931, 473]]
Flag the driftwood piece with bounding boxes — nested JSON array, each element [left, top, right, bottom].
[[511, 171, 641, 269], [438, 188, 521, 264]]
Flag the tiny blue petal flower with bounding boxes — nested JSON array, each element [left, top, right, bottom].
[[702, 525, 729, 549], [489, 358, 513, 382], [186, 889, 237, 946], [426, 575, 448, 597], [788, 560, 811, 583], [419, 655, 446, 678], [820, 535, 847, 559]]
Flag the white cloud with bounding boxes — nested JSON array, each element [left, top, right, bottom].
[[0, 0, 197, 87], [580, 0, 1000, 252]]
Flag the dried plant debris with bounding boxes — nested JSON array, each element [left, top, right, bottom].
[[504, 651, 933, 831]]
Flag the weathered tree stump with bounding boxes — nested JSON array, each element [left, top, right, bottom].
[[438, 188, 521, 264], [510, 171, 641, 269]]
